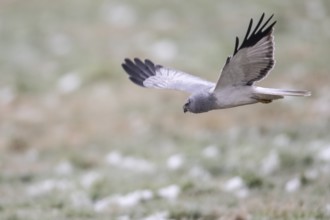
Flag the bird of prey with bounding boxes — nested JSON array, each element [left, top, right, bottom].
[[122, 13, 311, 114]]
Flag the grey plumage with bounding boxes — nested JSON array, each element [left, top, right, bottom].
[[121, 13, 311, 114], [122, 58, 214, 94]]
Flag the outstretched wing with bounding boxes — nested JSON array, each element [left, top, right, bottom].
[[214, 13, 276, 90], [122, 58, 214, 94]]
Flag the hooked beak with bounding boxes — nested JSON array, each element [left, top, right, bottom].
[[183, 104, 188, 113]]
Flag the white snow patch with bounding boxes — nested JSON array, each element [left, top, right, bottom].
[[117, 215, 130, 220], [158, 185, 180, 201], [26, 179, 74, 196], [70, 190, 92, 208], [115, 190, 153, 208], [260, 150, 280, 175], [0, 86, 15, 105], [54, 160, 74, 175], [234, 188, 250, 199], [105, 151, 155, 173], [57, 72, 81, 94], [273, 134, 290, 147], [222, 176, 249, 198], [166, 154, 184, 170], [106, 151, 122, 164], [285, 177, 301, 193], [202, 145, 220, 158], [188, 165, 211, 180], [325, 203, 330, 216], [223, 176, 245, 192], [317, 146, 330, 162], [94, 196, 114, 212], [142, 211, 169, 220], [94, 189, 153, 212], [80, 171, 103, 188]]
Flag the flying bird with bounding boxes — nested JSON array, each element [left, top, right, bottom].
[[122, 13, 311, 113]]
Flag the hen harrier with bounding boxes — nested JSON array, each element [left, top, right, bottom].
[[122, 13, 310, 113]]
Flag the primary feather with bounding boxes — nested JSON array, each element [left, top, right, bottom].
[[122, 58, 214, 94]]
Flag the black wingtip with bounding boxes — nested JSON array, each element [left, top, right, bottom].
[[234, 37, 240, 55], [243, 18, 253, 42], [121, 58, 158, 87], [233, 13, 276, 55]]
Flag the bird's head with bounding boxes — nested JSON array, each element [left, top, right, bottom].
[[183, 93, 216, 114], [183, 99, 191, 113]]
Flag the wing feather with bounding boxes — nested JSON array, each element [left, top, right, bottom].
[[215, 13, 276, 90], [122, 58, 214, 94]]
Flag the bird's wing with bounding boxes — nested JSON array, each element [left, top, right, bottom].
[[122, 58, 215, 94], [214, 13, 276, 91]]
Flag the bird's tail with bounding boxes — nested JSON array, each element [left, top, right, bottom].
[[253, 87, 311, 103]]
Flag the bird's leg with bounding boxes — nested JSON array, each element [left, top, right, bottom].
[[251, 96, 273, 104], [257, 98, 272, 104]]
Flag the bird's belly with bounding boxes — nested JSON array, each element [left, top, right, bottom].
[[213, 86, 257, 109]]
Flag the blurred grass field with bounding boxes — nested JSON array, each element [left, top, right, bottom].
[[1, 0, 330, 219]]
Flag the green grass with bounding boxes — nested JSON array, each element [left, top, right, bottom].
[[0, 0, 330, 219]]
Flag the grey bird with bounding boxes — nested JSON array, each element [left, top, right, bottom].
[[121, 13, 311, 114]]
